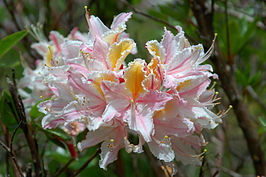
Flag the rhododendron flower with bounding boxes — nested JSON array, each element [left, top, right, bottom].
[[19, 10, 225, 172]]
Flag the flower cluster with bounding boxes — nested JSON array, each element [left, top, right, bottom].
[[19, 11, 223, 170]]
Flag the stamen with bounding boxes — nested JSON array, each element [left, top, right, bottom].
[[217, 105, 233, 117], [198, 34, 217, 63], [110, 139, 114, 143], [39, 96, 43, 99], [84, 6, 91, 19]]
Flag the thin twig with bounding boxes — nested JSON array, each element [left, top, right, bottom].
[[199, 153, 206, 177], [246, 85, 266, 112], [0, 139, 24, 176], [7, 69, 42, 176], [225, 0, 233, 66], [0, 118, 23, 177], [0, 139, 10, 152], [120, 0, 198, 44], [10, 120, 22, 152], [3, 0, 21, 31], [71, 148, 100, 177], [53, 158, 75, 177]]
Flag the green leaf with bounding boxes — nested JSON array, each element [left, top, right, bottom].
[[30, 99, 47, 120], [0, 90, 18, 131], [35, 123, 71, 148], [0, 30, 28, 58], [258, 117, 266, 127]]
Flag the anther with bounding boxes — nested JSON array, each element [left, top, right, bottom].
[[40, 96, 43, 99], [164, 135, 169, 139], [110, 139, 114, 143]]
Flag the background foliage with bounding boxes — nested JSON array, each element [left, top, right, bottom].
[[0, 0, 265, 176]]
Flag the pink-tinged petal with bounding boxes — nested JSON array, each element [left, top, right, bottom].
[[86, 15, 109, 38], [61, 41, 82, 59], [68, 71, 102, 101], [38, 100, 52, 114], [69, 27, 89, 42], [136, 90, 173, 112], [127, 105, 154, 142], [101, 81, 130, 113], [165, 45, 203, 75], [171, 135, 203, 165], [111, 12, 132, 30], [31, 42, 49, 57], [148, 137, 175, 162], [57, 102, 90, 122], [199, 89, 215, 104], [197, 64, 213, 72], [48, 83, 74, 110], [49, 31, 65, 52], [178, 104, 221, 129], [80, 43, 93, 54], [102, 104, 121, 122], [178, 76, 211, 98], [87, 116, 103, 131], [173, 26, 191, 50], [92, 37, 109, 69], [154, 117, 192, 138], [99, 127, 124, 170], [42, 115, 64, 129], [161, 27, 176, 64], [153, 99, 193, 137], [163, 74, 178, 88], [68, 73, 107, 117], [68, 63, 89, 76], [78, 127, 115, 151], [99, 140, 121, 170]]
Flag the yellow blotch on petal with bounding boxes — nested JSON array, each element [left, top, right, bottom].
[[93, 73, 116, 98], [46, 46, 54, 67], [153, 100, 177, 120], [176, 80, 191, 91], [125, 59, 146, 101], [103, 32, 120, 45], [147, 58, 160, 79], [109, 39, 134, 71], [147, 41, 163, 63]]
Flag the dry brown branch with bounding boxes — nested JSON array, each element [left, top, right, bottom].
[[7, 69, 42, 176], [0, 119, 23, 177], [53, 158, 75, 177], [120, 0, 198, 44], [71, 148, 100, 177], [188, 0, 265, 175]]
